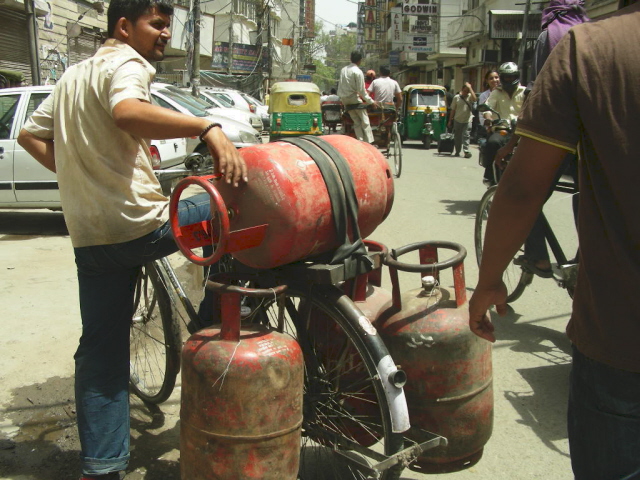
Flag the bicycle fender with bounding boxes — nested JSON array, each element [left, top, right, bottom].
[[334, 292, 411, 434], [377, 354, 411, 433]]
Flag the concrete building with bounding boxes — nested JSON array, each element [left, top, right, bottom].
[[447, 0, 619, 95], [0, 0, 305, 94]]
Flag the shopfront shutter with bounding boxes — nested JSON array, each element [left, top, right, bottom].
[[68, 30, 100, 66], [0, 7, 32, 85]]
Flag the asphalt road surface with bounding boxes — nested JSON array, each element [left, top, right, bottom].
[[0, 138, 578, 479]]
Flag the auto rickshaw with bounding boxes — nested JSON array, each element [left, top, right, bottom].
[[269, 82, 323, 141], [399, 84, 447, 149]]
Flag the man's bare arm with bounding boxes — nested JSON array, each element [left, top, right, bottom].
[[468, 136, 570, 342], [112, 98, 247, 186], [17, 130, 56, 173]]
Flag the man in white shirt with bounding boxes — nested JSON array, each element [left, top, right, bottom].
[[17, 0, 246, 478], [367, 65, 402, 109], [338, 51, 375, 143]]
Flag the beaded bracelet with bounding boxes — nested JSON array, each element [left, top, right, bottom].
[[198, 122, 222, 142]]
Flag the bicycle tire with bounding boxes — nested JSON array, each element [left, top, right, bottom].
[[475, 186, 533, 303], [387, 124, 402, 179], [248, 285, 405, 480], [129, 261, 182, 404]]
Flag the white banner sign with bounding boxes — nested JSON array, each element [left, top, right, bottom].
[[404, 33, 435, 52], [402, 1, 438, 16]]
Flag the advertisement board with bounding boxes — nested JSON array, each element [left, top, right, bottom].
[[211, 42, 265, 73], [404, 33, 435, 52]]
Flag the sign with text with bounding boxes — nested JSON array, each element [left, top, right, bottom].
[[305, 0, 315, 38], [402, 1, 438, 16], [211, 42, 265, 73], [404, 33, 435, 52], [364, 0, 377, 44]]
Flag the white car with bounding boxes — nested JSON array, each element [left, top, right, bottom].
[[184, 87, 264, 132], [0, 85, 187, 209], [239, 92, 270, 129], [150, 85, 261, 155]]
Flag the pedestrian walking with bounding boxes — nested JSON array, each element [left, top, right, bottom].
[[448, 82, 476, 158]]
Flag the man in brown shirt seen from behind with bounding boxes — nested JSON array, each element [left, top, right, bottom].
[[468, 1, 640, 478]]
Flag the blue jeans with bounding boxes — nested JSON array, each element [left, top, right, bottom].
[[73, 194, 212, 476], [568, 345, 640, 480]]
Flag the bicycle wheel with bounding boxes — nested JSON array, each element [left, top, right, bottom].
[[475, 186, 533, 303], [386, 124, 402, 179], [248, 285, 405, 480], [129, 261, 181, 404]]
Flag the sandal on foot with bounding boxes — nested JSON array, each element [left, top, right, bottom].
[[513, 256, 553, 278]]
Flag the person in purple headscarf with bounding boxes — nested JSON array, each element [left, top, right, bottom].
[[533, 0, 590, 77], [513, 0, 589, 278]]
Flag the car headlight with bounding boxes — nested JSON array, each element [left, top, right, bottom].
[[240, 130, 259, 144]]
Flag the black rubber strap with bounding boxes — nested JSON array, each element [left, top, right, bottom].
[[281, 137, 348, 257], [280, 136, 372, 271]]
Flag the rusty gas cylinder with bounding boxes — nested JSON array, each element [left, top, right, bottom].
[[180, 283, 303, 479], [171, 134, 394, 269], [376, 241, 493, 473]]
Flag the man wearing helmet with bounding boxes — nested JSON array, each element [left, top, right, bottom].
[[481, 62, 526, 185]]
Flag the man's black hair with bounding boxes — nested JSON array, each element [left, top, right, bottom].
[[350, 51, 363, 64], [107, 0, 174, 37], [380, 65, 390, 77], [330, 88, 337, 94]]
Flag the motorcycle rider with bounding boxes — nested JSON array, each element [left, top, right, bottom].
[[481, 62, 527, 186]]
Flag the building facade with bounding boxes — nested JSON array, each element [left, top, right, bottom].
[[0, 0, 307, 95]]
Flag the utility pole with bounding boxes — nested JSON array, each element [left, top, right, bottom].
[[190, 0, 201, 96], [228, 0, 235, 75], [24, 0, 41, 85], [266, 3, 272, 86], [517, 0, 532, 72]]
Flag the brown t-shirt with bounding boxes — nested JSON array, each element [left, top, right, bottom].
[[517, 4, 640, 373]]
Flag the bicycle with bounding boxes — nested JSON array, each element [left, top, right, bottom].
[[474, 177, 579, 303], [343, 103, 403, 178], [129, 158, 443, 479]]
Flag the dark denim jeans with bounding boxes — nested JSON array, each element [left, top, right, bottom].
[[73, 194, 212, 476], [568, 345, 640, 480]]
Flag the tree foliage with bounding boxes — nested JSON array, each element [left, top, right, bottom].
[[309, 21, 357, 92]]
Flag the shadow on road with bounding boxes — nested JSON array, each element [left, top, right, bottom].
[[491, 306, 572, 457], [439, 198, 479, 217], [0, 210, 68, 237]]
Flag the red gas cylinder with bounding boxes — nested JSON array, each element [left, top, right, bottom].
[[170, 135, 394, 268], [180, 282, 304, 479], [376, 241, 493, 473]]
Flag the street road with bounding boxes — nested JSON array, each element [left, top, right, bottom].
[[0, 139, 578, 479]]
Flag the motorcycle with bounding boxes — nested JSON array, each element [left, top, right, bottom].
[[477, 103, 517, 184]]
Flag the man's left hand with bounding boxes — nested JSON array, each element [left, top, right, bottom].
[[468, 282, 508, 343]]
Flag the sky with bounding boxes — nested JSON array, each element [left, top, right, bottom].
[[314, 0, 359, 31]]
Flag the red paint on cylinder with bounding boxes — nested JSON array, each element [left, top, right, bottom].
[[180, 326, 304, 479], [376, 245, 493, 473], [213, 135, 394, 268]]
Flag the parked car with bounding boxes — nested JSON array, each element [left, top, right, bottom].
[[150, 85, 261, 155], [0, 85, 188, 209], [174, 86, 264, 132], [239, 92, 270, 129]]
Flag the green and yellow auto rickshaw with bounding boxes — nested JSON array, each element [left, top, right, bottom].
[[399, 84, 447, 149], [269, 82, 323, 141]]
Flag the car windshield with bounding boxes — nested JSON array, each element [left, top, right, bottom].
[[410, 90, 444, 108], [163, 88, 214, 111], [210, 92, 234, 108], [241, 94, 263, 107], [158, 89, 210, 116]]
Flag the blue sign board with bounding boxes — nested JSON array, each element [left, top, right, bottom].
[[390, 51, 400, 66], [296, 75, 312, 82]]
